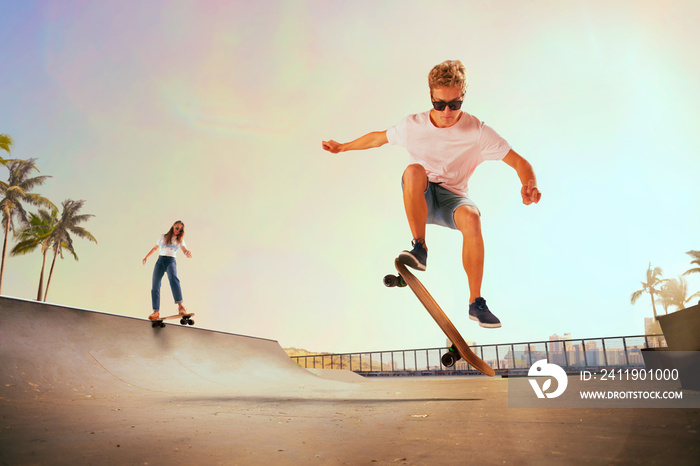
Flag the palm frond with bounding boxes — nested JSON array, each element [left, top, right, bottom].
[[682, 250, 700, 276], [18, 175, 52, 192], [0, 134, 13, 154], [69, 226, 98, 243], [10, 210, 57, 257], [10, 239, 42, 256], [630, 289, 643, 305], [685, 250, 700, 260], [656, 276, 696, 311]]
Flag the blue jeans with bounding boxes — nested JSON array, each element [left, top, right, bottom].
[[151, 256, 183, 311]]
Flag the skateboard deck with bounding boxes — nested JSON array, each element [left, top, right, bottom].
[[386, 259, 495, 376], [149, 313, 195, 328]]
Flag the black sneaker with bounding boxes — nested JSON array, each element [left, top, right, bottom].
[[398, 239, 427, 271], [469, 297, 501, 328]]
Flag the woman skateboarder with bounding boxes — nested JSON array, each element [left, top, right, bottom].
[[142, 220, 193, 320], [322, 60, 541, 328]]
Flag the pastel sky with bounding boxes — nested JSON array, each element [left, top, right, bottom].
[[2, 0, 699, 354]]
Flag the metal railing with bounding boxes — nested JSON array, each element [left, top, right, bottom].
[[290, 334, 667, 376]]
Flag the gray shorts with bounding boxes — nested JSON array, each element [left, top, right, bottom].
[[402, 179, 479, 230]]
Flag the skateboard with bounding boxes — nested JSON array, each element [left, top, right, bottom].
[[384, 258, 495, 376], [149, 313, 195, 328]]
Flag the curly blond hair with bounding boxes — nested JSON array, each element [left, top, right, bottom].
[[428, 60, 468, 94]]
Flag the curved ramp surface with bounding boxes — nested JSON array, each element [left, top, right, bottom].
[[0, 296, 349, 400]]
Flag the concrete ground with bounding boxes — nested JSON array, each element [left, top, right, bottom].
[[1, 297, 698, 465]]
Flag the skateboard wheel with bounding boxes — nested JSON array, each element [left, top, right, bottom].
[[187, 319, 194, 325], [160, 322, 165, 328], [180, 318, 187, 325], [151, 322, 157, 328], [441, 352, 457, 368], [383, 274, 399, 287]]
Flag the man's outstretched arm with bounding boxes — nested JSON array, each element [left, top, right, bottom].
[[322, 131, 388, 153], [502, 149, 542, 205]]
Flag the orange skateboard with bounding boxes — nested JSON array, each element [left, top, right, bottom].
[[149, 313, 195, 328], [384, 258, 495, 376]]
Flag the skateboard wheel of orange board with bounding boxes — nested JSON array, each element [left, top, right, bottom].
[[441, 345, 462, 368], [383, 274, 407, 288], [441, 352, 457, 367]]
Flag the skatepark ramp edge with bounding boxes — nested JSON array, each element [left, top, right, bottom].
[[0, 296, 353, 400]]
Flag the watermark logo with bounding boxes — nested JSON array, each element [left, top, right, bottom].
[[528, 359, 568, 398]]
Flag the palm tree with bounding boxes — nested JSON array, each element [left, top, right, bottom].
[[10, 209, 58, 300], [656, 276, 700, 312], [43, 199, 97, 302], [630, 263, 664, 320], [682, 250, 700, 277], [0, 158, 55, 294]]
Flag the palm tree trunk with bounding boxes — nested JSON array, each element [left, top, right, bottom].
[[37, 249, 48, 301], [0, 223, 9, 295], [650, 292, 658, 320], [44, 250, 58, 302]]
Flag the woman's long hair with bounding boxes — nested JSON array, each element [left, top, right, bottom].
[[164, 220, 185, 245]]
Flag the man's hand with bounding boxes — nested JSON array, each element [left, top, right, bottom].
[[521, 179, 541, 205], [322, 140, 343, 153]]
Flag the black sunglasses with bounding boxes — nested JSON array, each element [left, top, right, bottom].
[[431, 99, 464, 111]]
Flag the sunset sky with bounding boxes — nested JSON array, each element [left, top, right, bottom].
[[2, 0, 699, 353]]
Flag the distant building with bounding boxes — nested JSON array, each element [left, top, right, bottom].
[[549, 333, 571, 366]]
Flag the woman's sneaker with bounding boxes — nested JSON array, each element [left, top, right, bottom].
[[469, 297, 501, 328], [399, 239, 427, 271]]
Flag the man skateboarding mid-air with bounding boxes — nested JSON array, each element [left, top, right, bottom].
[[322, 60, 541, 329]]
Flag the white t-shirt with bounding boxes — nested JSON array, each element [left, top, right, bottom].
[[386, 111, 511, 196], [157, 235, 186, 258]]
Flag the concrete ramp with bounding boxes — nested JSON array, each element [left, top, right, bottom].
[[0, 296, 344, 401], [1, 298, 698, 465]]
